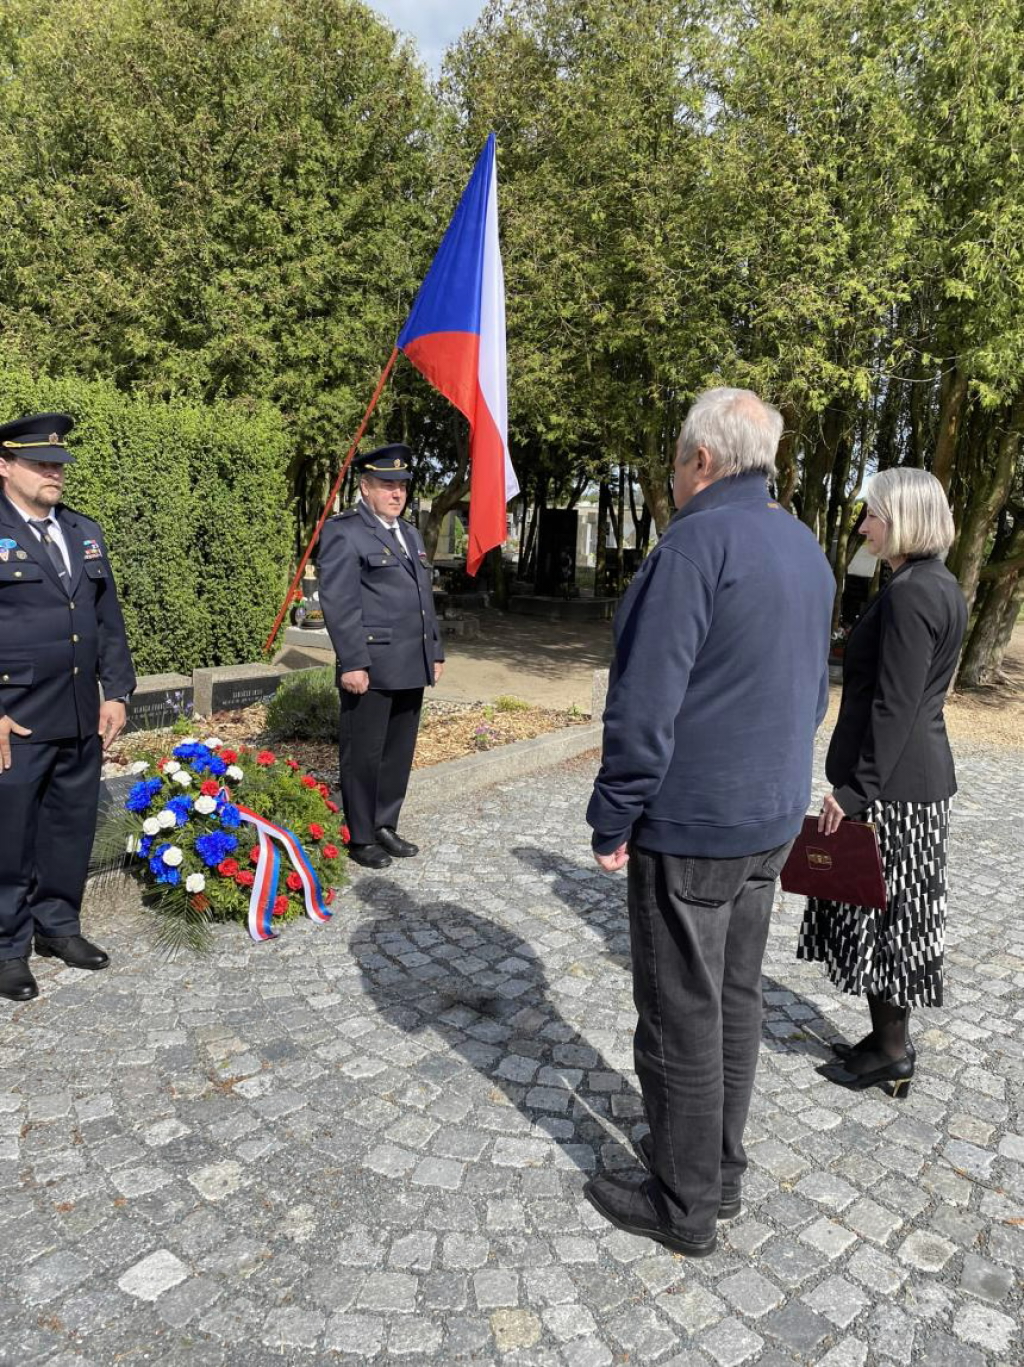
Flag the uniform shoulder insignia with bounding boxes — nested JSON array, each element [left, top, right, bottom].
[[337, 508, 359, 520]]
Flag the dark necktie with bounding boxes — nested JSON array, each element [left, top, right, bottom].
[[387, 523, 409, 558], [27, 518, 70, 591]]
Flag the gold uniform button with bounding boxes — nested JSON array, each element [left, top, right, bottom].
[[368, 635, 374, 641], [72, 634, 79, 642], [73, 666, 79, 675], [1, 674, 8, 682], [69, 600, 75, 609], [13, 571, 22, 578]]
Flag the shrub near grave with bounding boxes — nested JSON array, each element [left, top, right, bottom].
[[264, 667, 338, 743], [112, 738, 348, 952]]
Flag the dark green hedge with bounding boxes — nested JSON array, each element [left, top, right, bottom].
[[0, 361, 292, 674]]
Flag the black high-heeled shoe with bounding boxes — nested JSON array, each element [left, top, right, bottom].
[[818, 1055, 914, 1098], [833, 1035, 916, 1065]]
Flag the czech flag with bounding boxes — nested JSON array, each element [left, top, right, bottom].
[[398, 134, 519, 576]]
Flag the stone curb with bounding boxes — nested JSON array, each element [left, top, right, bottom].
[[405, 722, 602, 814]]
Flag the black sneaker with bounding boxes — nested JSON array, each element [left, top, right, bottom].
[[632, 1132, 742, 1219], [584, 1174, 717, 1257]]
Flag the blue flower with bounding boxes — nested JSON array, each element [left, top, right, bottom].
[[126, 778, 163, 813], [195, 831, 239, 868], [137, 835, 154, 859], [218, 802, 241, 829], [167, 795, 193, 826], [172, 743, 228, 777]]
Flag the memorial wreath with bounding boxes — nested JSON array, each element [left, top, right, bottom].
[[112, 739, 348, 952]]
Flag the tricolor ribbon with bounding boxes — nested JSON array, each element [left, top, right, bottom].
[[235, 802, 333, 942]]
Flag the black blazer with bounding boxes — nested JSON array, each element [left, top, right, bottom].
[[828, 556, 967, 815], [317, 501, 444, 692], [0, 492, 136, 743]]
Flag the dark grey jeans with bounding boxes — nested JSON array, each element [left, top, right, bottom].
[[627, 839, 794, 1239]]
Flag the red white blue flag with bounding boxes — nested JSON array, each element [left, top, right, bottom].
[[398, 134, 519, 575]]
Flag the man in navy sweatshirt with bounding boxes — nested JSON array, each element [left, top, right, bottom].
[[584, 387, 834, 1257]]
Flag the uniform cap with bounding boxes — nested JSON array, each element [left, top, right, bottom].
[[0, 412, 75, 464]]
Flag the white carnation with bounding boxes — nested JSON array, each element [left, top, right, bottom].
[[176, 736, 198, 745], [206, 737, 223, 749], [185, 873, 206, 893], [126, 835, 137, 854], [193, 795, 217, 815], [142, 816, 161, 836], [156, 809, 177, 829], [161, 846, 184, 867], [226, 765, 243, 782], [171, 770, 192, 787], [163, 760, 181, 775], [129, 761, 149, 775]]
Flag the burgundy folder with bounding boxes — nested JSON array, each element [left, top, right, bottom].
[[780, 816, 888, 910]]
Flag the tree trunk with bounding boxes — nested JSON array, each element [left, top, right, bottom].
[[954, 391, 1023, 614], [486, 545, 509, 610], [595, 478, 612, 591], [932, 366, 968, 490], [959, 568, 1023, 686], [521, 475, 546, 580], [614, 464, 625, 588], [636, 465, 672, 534], [774, 402, 800, 509], [800, 402, 846, 541], [421, 417, 470, 563]]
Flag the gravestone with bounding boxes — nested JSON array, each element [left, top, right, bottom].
[[122, 673, 194, 733], [193, 663, 288, 717]]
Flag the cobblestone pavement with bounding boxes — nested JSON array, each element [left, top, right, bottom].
[[2, 740, 1022, 1367]]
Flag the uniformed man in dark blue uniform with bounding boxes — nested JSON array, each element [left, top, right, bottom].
[[317, 445, 444, 869], [0, 413, 136, 1002]]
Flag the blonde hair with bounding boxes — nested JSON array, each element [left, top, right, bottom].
[[864, 468, 955, 559]]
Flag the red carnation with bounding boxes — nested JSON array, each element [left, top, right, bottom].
[[249, 845, 260, 864], [272, 895, 289, 916], [322, 844, 339, 860], [217, 858, 239, 878], [235, 870, 255, 888], [156, 757, 170, 772], [318, 783, 330, 798], [324, 888, 336, 906], [308, 822, 324, 840], [285, 759, 300, 771], [301, 775, 317, 789], [340, 825, 351, 844], [200, 779, 220, 797], [220, 748, 238, 763], [256, 750, 276, 766], [286, 872, 302, 892], [324, 799, 339, 814], [191, 893, 210, 912]]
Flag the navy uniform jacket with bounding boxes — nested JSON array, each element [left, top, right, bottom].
[[0, 492, 136, 742], [317, 501, 444, 691], [827, 556, 967, 815]]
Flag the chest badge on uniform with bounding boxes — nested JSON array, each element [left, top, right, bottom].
[[0, 537, 15, 562], [83, 538, 103, 560]]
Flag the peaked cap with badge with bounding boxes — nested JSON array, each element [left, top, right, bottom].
[[0, 411, 136, 984], [0, 412, 76, 464], [352, 443, 413, 482]]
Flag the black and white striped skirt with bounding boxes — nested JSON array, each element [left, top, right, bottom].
[[797, 798, 950, 1009]]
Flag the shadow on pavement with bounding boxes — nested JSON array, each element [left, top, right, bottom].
[[351, 876, 642, 1176], [510, 845, 842, 1059]]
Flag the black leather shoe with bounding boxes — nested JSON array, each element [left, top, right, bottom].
[[0, 957, 39, 1002], [633, 1133, 742, 1219], [34, 934, 110, 971], [833, 1034, 917, 1064], [584, 1174, 717, 1256], [347, 843, 393, 870], [817, 1055, 914, 1098], [375, 827, 419, 858]]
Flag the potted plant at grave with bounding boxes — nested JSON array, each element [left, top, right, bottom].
[[297, 593, 325, 629]]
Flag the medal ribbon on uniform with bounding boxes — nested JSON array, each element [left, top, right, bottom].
[[234, 802, 333, 942]]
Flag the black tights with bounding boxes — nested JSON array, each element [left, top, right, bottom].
[[867, 995, 910, 1060]]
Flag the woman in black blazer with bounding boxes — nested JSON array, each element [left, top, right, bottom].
[[799, 468, 967, 1096]]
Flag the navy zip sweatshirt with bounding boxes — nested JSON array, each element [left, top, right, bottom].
[[587, 473, 835, 857]]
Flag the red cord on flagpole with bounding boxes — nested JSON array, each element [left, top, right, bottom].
[[263, 347, 400, 655]]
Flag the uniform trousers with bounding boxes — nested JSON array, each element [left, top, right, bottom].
[[338, 687, 423, 845], [627, 839, 793, 1237], [0, 734, 102, 959]]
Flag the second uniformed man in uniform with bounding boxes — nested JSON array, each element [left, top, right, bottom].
[[0, 413, 136, 1002], [317, 445, 444, 869]]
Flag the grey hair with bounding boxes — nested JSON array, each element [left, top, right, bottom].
[[677, 387, 783, 478], [864, 467, 955, 559]]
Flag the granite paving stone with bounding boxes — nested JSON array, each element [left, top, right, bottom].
[[1, 737, 1021, 1364]]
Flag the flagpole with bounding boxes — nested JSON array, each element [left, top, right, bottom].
[[263, 347, 400, 655]]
